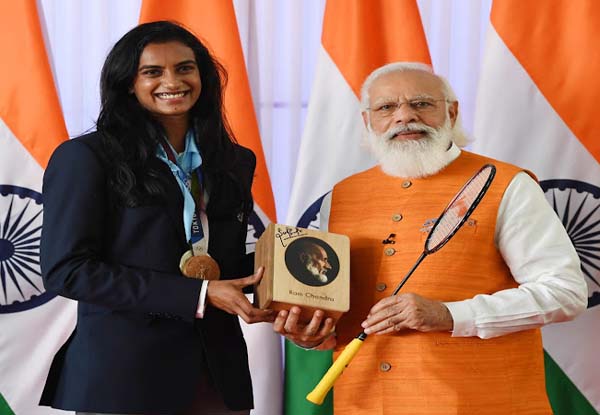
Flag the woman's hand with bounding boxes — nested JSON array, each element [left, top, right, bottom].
[[273, 306, 336, 350], [206, 267, 275, 324]]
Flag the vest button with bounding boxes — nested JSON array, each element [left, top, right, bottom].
[[391, 213, 403, 222], [384, 247, 396, 256], [401, 180, 412, 188], [379, 361, 392, 372], [375, 282, 387, 292]]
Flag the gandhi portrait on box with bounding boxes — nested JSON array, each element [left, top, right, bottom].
[[285, 237, 338, 287]]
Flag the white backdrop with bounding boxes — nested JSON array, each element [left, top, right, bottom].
[[38, 0, 492, 222]]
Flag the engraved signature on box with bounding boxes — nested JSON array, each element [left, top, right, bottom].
[[276, 226, 308, 247]]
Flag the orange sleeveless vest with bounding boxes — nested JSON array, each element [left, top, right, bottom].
[[329, 151, 551, 414]]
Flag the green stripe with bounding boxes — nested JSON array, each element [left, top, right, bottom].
[[0, 393, 15, 415], [545, 350, 598, 414], [284, 341, 333, 415]]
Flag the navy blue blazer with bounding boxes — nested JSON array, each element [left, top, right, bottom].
[[39, 132, 256, 413]]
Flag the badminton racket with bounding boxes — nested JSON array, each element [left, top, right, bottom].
[[306, 163, 496, 405]]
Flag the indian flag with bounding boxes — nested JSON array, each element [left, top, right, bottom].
[[0, 1, 76, 414], [285, 1, 430, 413], [472, 1, 600, 413], [139, 2, 282, 414]]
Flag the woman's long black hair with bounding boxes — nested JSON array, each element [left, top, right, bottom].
[[97, 20, 237, 207]]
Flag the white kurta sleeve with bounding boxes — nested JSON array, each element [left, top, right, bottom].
[[445, 172, 588, 338]]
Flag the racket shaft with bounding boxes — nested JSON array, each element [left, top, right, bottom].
[[392, 251, 427, 295], [306, 337, 365, 405]]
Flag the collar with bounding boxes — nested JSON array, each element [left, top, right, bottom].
[[446, 142, 461, 163], [156, 129, 202, 175]]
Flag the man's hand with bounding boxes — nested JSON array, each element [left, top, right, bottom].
[[361, 293, 453, 335], [273, 306, 336, 350], [206, 267, 275, 324]]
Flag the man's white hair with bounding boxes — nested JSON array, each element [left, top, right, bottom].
[[360, 62, 469, 147]]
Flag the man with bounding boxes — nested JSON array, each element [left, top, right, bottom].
[[295, 240, 332, 285], [309, 62, 587, 414]]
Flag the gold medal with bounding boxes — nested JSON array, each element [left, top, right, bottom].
[[179, 250, 221, 280]]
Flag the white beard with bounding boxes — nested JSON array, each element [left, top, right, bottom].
[[366, 118, 456, 178], [306, 262, 328, 283]]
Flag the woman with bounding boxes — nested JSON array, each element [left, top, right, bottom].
[[39, 21, 275, 415]]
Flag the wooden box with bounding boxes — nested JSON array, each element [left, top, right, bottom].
[[254, 223, 350, 323]]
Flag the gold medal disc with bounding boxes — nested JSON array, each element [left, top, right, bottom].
[[179, 250, 221, 280]]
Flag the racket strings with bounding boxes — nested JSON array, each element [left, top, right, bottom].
[[427, 169, 493, 249]]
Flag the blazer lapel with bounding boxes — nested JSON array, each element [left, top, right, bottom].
[[153, 159, 187, 244]]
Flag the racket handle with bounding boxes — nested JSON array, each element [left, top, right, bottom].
[[306, 336, 365, 405]]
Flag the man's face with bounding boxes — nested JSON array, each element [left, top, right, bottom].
[[304, 245, 332, 280], [363, 70, 457, 136], [362, 70, 460, 178]]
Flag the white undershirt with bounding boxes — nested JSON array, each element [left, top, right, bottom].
[[320, 160, 588, 339], [196, 280, 209, 318]]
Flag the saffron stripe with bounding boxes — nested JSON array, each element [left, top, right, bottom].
[[491, 0, 600, 163], [0, 0, 68, 168], [322, 0, 431, 98]]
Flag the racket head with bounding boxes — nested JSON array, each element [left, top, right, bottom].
[[424, 164, 496, 254]]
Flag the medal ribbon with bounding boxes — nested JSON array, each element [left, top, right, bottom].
[[160, 140, 209, 256], [189, 171, 209, 256]]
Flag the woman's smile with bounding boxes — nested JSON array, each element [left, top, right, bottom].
[[132, 41, 202, 123]]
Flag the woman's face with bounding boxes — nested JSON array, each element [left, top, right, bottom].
[[132, 41, 202, 124]]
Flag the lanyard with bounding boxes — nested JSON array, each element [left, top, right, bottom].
[[160, 140, 209, 255]]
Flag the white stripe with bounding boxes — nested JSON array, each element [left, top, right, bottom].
[[286, 46, 376, 225], [241, 204, 283, 415], [0, 297, 76, 415], [0, 119, 44, 189], [473, 25, 600, 411], [239, 320, 284, 415], [542, 307, 600, 410], [0, 121, 48, 307], [0, 117, 76, 414], [472, 27, 600, 184]]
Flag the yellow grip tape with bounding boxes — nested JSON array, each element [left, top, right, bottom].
[[306, 337, 364, 405]]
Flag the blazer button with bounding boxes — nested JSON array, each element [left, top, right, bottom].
[[375, 282, 387, 292], [401, 180, 412, 189], [391, 213, 403, 222], [384, 247, 396, 256], [379, 361, 392, 372]]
